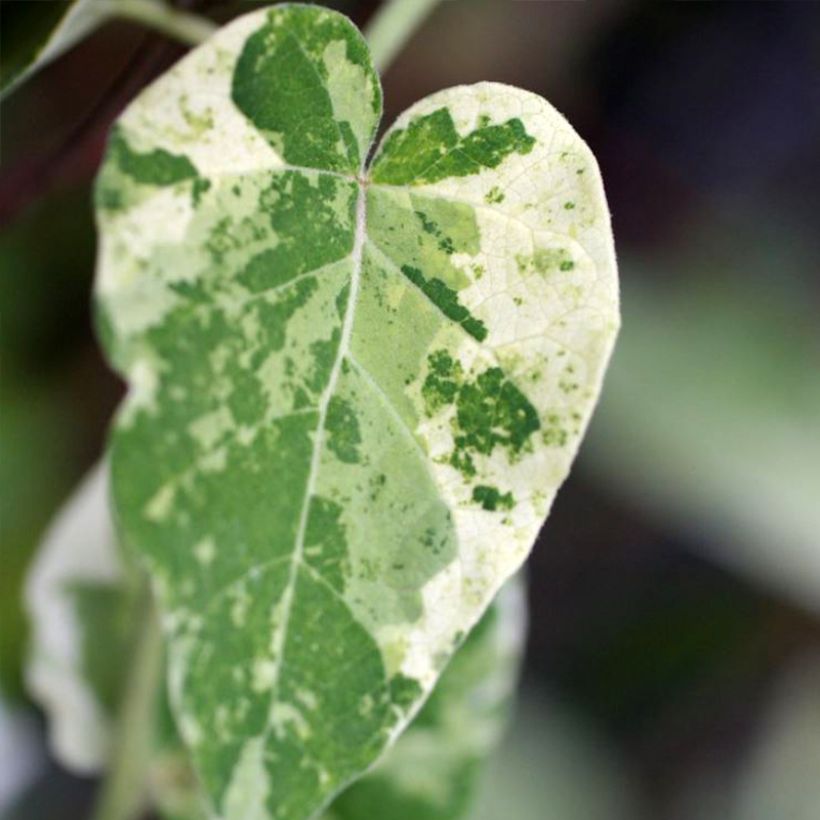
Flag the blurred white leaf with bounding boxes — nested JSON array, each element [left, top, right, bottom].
[[0, 694, 43, 815], [674, 654, 820, 820], [588, 274, 820, 612], [470, 691, 644, 820], [733, 655, 820, 820], [24, 461, 123, 773]]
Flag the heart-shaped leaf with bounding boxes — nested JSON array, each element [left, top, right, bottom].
[[95, 5, 618, 818]]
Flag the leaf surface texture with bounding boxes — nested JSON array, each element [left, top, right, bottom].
[[94, 6, 619, 818]]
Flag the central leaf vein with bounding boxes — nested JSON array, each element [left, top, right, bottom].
[[262, 177, 368, 727]]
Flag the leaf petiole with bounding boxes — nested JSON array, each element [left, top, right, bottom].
[[106, 0, 443, 66], [91, 580, 164, 820], [364, 0, 443, 73], [104, 0, 217, 46]]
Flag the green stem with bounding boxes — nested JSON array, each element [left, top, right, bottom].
[[364, 0, 443, 73], [105, 0, 217, 46], [92, 583, 164, 820]]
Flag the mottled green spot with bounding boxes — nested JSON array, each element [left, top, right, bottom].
[[388, 674, 423, 710], [109, 127, 197, 186], [335, 282, 350, 319], [326, 395, 361, 463], [516, 247, 575, 276], [306, 330, 341, 395], [472, 485, 514, 511], [422, 350, 541, 478], [542, 426, 568, 446], [533, 249, 562, 273], [371, 108, 535, 186], [192, 177, 211, 207], [305, 496, 349, 591], [421, 350, 462, 414], [238, 172, 356, 294], [227, 368, 266, 426], [415, 211, 455, 255], [401, 265, 486, 342], [455, 368, 539, 457]]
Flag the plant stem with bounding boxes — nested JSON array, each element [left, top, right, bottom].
[[92, 583, 164, 820], [106, 0, 217, 46], [364, 0, 442, 74]]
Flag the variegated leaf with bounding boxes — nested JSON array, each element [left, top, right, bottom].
[[94, 5, 618, 818]]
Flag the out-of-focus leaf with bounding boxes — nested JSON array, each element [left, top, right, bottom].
[[24, 463, 127, 773], [588, 274, 820, 613], [93, 5, 618, 816], [0, 694, 43, 816], [0, 385, 76, 699], [0, 0, 106, 100], [731, 656, 820, 820], [0, 185, 98, 700], [326, 577, 526, 820], [470, 692, 644, 820], [675, 656, 820, 820]]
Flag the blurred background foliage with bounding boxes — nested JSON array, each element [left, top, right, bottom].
[[1, 1, 818, 818]]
